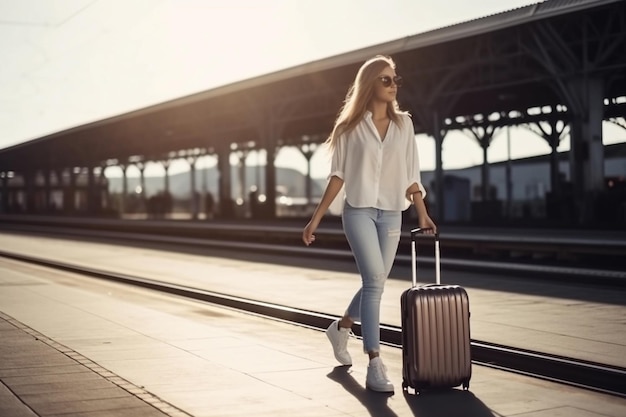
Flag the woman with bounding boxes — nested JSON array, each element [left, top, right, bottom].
[[302, 55, 436, 393]]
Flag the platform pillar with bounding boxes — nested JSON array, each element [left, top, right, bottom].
[[217, 144, 233, 218], [137, 162, 147, 213], [567, 78, 604, 224], [432, 113, 445, 222], [42, 168, 52, 212], [65, 168, 76, 213], [120, 165, 128, 215], [1, 173, 8, 213], [188, 157, 199, 220]]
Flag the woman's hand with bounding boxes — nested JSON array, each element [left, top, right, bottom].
[[302, 175, 344, 246], [418, 214, 437, 235], [302, 220, 318, 246], [410, 188, 437, 235]]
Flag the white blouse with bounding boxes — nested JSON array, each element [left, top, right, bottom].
[[329, 111, 426, 211]]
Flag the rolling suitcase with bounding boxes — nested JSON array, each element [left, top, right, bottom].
[[401, 228, 472, 393]]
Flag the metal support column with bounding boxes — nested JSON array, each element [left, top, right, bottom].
[[24, 172, 35, 213], [159, 161, 169, 196], [99, 165, 109, 212], [0, 173, 8, 213], [261, 119, 279, 220], [188, 156, 198, 220], [505, 127, 512, 219], [66, 168, 76, 213], [217, 144, 233, 218], [87, 166, 95, 214], [137, 162, 146, 213], [471, 125, 496, 202], [43, 168, 51, 212], [120, 165, 128, 216], [235, 150, 249, 214], [264, 139, 277, 219], [568, 78, 605, 223], [299, 143, 317, 207], [433, 113, 445, 222]]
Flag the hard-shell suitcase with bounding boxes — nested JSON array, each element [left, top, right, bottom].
[[401, 228, 472, 393]]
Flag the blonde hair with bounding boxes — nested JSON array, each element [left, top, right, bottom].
[[326, 55, 405, 149]]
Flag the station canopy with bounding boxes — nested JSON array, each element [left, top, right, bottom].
[[0, 0, 624, 173]]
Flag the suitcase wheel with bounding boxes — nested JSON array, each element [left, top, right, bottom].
[[462, 380, 470, 390], [402, 380, 421, 395]]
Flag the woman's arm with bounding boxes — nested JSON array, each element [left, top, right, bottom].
[[302, 175, 345, 245], [407, 184, 437, 234]]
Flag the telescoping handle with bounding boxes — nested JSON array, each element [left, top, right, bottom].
[[410, 228, 441, 287]]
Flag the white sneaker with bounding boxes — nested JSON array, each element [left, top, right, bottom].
[[366, 357, 394, 393], [325, 320, 352, 366]]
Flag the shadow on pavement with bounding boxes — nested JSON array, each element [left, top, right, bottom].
[[327, 366, 495, 417], [327, 366, 399, 417], [403, 388, 496, 417]]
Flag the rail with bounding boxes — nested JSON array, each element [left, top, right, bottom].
[[2, 214, 625, 256], [1, 214, 625, 286]]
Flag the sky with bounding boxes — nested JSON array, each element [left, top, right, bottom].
[[1, 0, 625, 179]]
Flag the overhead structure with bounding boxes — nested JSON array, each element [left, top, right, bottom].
[[0, 0, 624, 224]]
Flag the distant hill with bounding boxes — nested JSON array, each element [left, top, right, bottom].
[[106, 165, 325, 199]]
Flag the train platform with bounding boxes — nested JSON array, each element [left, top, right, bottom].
[[1, 232, 626, 416]]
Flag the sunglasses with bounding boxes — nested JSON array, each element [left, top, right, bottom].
[[378, 75, 403, 88]]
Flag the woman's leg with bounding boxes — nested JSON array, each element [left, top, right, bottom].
[[342, 205, 401, 355]]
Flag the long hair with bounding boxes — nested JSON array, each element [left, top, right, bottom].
[[326, 55, 404, 150]]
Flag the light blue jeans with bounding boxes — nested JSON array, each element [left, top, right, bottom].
[[342, 203, 402, 353]]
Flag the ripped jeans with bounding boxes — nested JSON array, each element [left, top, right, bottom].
[[342, 203, 402, 353]]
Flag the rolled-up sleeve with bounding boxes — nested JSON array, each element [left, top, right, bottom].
[[328, 133, 346, 181], [406, 120, 427, 199]]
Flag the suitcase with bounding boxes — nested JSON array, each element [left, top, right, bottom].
[[401, 228, 472, 393]]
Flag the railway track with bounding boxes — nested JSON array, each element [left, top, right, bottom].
[[2, 220, 625, 287], [1, 247, 625, 398]]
